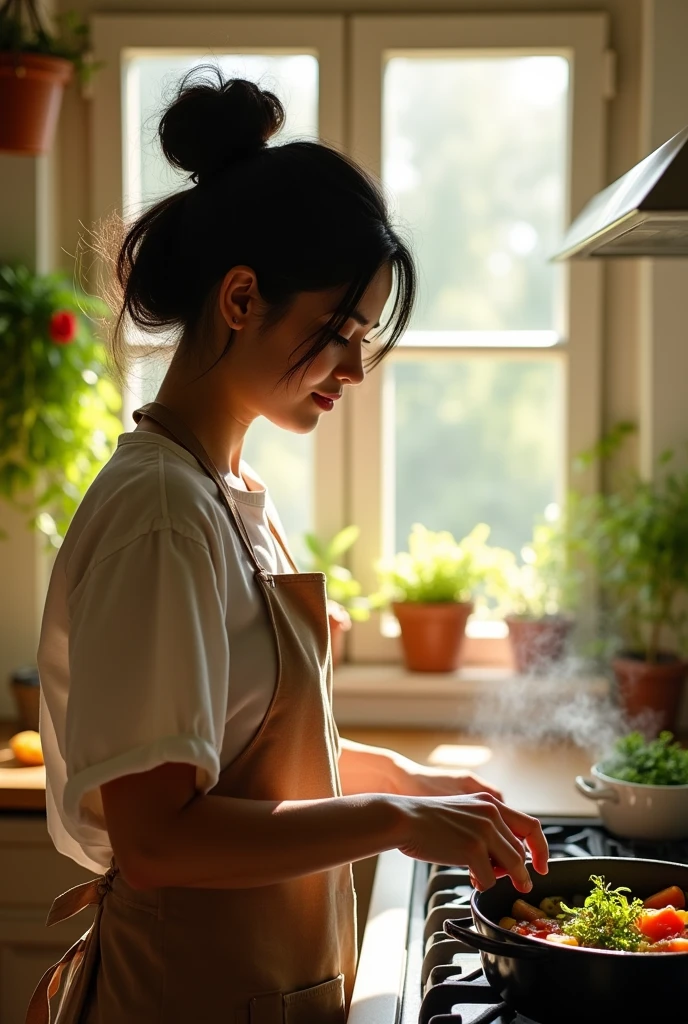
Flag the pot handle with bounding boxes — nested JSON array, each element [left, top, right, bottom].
[[575, 776, 619, 802], [444, 917, 548, 960]]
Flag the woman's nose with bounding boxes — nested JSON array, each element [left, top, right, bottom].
[[334, 345, 366, 387]]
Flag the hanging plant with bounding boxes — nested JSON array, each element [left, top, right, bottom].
[[0, 264, 122, 547], [0, 0, 100, 154]]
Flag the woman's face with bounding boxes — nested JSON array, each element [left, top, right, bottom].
[[216, 264, 393, 433]]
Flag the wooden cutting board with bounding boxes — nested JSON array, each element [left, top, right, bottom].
[[0, 722, 46, 810]]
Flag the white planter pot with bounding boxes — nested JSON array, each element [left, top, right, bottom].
[[575, 763, 688, 840]]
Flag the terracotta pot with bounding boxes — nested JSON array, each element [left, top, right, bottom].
[[0, 52, 73, 155], [392, 601, 473, 673], [9, 665, 40, 731], [612, 653, 688, 735], [506, 614, 573, 674]]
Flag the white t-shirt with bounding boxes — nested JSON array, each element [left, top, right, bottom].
[[37, 430, 293, 874]]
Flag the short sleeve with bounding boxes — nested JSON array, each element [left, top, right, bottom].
[[63, 525, 229, 829]]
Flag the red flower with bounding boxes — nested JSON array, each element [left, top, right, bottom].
[[49, 311, 78, 345]]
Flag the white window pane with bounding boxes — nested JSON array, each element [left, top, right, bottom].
[[124, 53, 319, 208], [383, 56, 568, 333], [389, 358, 563, 555]]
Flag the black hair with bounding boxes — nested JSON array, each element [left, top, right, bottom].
[[112, 66, 417, 382]]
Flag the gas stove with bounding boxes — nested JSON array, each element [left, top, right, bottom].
[[348, 818, 688, 1024]]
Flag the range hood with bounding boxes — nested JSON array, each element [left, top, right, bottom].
[[554, 125, 688, 259]]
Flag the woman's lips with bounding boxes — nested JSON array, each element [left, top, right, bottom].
[[311, 393, 338, 411]]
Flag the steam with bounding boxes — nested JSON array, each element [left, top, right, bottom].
[[464, 652, 661, 762]]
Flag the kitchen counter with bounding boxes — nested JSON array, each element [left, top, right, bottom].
[[0, 721, 46, 810], [343, 727, 598, 817], [0, 721, 599, 815], [0, 717, 614, 816]]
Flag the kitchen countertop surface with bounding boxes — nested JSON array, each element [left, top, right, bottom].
[[0, 720, 601, 816]]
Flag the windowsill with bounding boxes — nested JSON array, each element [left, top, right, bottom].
[[332, 662, 610, 728]]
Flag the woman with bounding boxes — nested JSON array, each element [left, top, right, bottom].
[[30, 70, 548, 1024]]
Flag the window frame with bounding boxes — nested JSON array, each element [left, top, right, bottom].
[[90, 13, 609, 669], [345, 12, 610, 663]]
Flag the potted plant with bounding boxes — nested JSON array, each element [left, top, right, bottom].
[[0, 264, 121, 724], [0, 1, 97, 154], [375, 522, 499, 673], [572, 433, 688, 733], [303, 525, 372, 668], [501, 505, 579, 674], [575, 730, 688, 840]]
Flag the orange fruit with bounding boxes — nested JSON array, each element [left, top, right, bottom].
[[9, 730, 44, 767]]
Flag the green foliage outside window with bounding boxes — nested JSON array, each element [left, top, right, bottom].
[[0, 264, 122, 547]]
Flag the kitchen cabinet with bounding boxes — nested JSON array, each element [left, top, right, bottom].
[[0, 813, 96, 1024]]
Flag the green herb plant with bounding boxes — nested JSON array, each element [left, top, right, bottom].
[[0, 0, 101, 84], [375, 522, 507, 608], [570, 423, 688, 663], [602, 731, 688, 786], [0, 264, 122, 546], [561, 875, 644, 951], [303, 525, 374, 621], [499, 505, 580, 620]]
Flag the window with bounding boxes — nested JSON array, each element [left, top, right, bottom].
[[348, 15, 608, 661], [92, 13, 608, 664]]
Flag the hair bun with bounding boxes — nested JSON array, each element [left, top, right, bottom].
[[159, 67, 285, 183]]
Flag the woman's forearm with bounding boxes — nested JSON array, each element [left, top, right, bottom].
[[129, 790, 404, 890], [337, 737, 404, 795]]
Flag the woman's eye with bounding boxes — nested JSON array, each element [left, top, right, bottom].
[[326, 330, 350, 347]]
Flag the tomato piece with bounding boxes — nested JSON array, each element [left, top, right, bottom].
[[638, 907, 686, 942], [513, 919, 562, 940], [664, 937, 688, 952], [643, 886, 686, 910]]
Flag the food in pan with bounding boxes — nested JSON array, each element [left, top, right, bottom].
[[499, 875, 688, 952]]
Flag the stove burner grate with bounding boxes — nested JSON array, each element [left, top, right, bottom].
[[401, 817, 688, 1024]]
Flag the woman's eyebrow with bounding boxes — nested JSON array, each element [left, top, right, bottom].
[[343, 309, 381, 329]]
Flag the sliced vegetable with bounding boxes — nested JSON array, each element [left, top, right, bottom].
[[545, 933, 579, 945], [512, 899, 547, 923], [663, 937, 688, 952], [539, 896, 566, 917], [643, 886, 686, 910], [637, 907, 686, 942], [512, 919, 564, 941]]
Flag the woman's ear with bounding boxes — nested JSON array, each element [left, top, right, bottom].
[[217, 266, 261, 329]]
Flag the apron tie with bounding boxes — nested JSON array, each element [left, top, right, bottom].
[[25, 862, 118, 1024]]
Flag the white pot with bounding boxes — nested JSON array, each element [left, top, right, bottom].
[[575, 763, 688, 840]]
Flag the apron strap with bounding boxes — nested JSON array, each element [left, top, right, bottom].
[[133, 402, 272, 583], [25, 866, 116, 1024]]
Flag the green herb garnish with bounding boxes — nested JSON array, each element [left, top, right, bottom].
[[561, 875, 644, 951], [603, 731, 688, 786]]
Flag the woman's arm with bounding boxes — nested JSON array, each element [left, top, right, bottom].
[[338, 737, 503, 801], [101, 761, 546, 893]]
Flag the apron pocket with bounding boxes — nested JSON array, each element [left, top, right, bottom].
[[249, 974, 346, 1024]]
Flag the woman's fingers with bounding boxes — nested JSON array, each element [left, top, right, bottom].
[[495, 803, 549, 875]]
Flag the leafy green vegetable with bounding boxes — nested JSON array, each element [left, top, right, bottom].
[[561, 876, 644, 951], [603, 731, 688, 786]]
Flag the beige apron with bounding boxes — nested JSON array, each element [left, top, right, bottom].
[[26, 401, 357, 1024]]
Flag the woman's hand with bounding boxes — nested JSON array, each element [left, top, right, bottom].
[[391, 752, 504, 802], [394, 791, 549, 893], [327, 599, 352, 635]]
